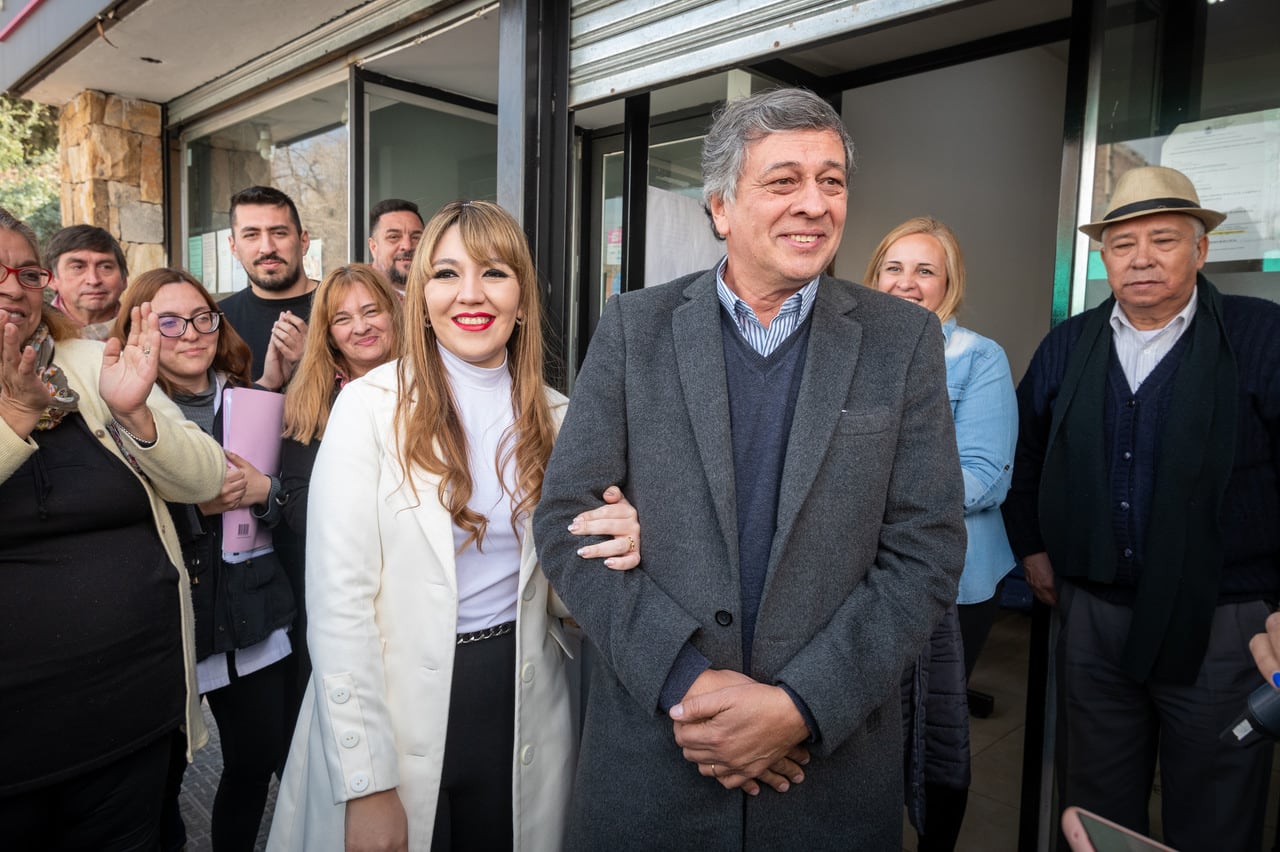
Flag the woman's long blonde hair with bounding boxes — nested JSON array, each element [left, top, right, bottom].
[[283, 264, 403, 444], [395, 200, 555, 552], [862, 216, 966, 324]]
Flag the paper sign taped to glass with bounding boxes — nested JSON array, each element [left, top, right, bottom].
[[1162, 108, 1280, 264]]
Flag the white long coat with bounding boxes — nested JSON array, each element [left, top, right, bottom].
[[267, 361, 575, 852]]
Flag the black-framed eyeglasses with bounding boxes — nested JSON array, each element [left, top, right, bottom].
[[157, 310, 223, 338], [1, 263, 53, 290]]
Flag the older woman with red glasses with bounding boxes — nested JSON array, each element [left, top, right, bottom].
[[0, 208, 225, 850]]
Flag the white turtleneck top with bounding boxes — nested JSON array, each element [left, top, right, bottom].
[[438, 344, 523, 632]]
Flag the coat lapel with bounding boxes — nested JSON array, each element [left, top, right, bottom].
[[672, 272, 740, 572], [770, 278, 861, 565], [365, 365, 460, 592], [406, 467, 459, 594]]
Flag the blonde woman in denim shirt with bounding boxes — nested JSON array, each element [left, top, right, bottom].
[[866, 216, 1017, 852]]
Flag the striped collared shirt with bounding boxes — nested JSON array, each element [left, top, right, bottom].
[[714, 258, 820, 357], [1109, 287, 1198, 390]]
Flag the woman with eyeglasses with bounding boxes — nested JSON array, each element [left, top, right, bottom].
[[113, 268, 296, 852], [0, 212, 225, 850]]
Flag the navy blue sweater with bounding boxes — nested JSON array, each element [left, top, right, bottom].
[[722, 310, 811, 672], [1099, 332, 1189, 594]]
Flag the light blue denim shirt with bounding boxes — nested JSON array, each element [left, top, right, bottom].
[[943, 318, 1018, 604]]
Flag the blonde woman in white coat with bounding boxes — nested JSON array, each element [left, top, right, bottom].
[[268, 201, 640, 852]]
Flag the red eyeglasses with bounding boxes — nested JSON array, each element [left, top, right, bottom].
[[1, 264, 53, 290]]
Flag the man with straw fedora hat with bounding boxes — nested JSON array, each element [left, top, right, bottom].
[[1004, 164, 1280, 851]]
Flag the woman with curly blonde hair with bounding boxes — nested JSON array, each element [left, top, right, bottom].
[[270, 201, 640, 852]]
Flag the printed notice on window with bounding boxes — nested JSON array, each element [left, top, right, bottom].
[[1162, 109, 1280, 263]]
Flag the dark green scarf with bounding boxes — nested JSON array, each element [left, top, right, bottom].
[[1039, 277, 1237, 684]]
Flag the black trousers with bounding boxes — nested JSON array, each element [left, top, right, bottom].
[[1, 731, 172, 852], [958, 579, 1006, 679], [432, 631, 516, 852], [204, 655, 293, 852], [1057, 584, 1272, 852]]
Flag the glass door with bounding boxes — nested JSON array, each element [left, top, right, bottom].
[[1072, 0, 1280, 313], [362, 80, 498, 258]]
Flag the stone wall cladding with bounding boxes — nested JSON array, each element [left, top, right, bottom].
[[59, 89, 166, 272]]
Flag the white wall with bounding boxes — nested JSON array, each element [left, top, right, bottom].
[[837, 46, 1069, 380]]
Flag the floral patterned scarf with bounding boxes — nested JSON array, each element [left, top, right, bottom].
[[27, 323, 80, 430]]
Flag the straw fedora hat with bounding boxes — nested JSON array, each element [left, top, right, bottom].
[[1079, 165, 1226, 241]]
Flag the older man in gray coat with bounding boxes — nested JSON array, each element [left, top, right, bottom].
[[534, 88, 966, 851]]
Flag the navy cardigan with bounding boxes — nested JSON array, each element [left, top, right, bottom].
[[1003, 282, 1280, 604]]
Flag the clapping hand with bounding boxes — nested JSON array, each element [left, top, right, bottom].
[[257, 311, 308, 391], [0, 310, 49, 438]]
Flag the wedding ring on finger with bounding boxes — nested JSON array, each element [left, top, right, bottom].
[[711, 763, 718, 778]]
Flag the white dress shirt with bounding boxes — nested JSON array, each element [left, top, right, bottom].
[[1109, 287, 1198, 390]]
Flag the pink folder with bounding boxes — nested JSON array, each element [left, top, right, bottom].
[[220, 386, 285, 557]]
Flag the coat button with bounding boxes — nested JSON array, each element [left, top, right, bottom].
[[349, 772, 370, 793], [331, 686, 351, 704], [521, 663, 535, 683], [341, 730, 360, 748], [523, 584, 536, 602], [94, 429, 105, 438], [715, 610, 733, 626], [520, 744, 535, 765]]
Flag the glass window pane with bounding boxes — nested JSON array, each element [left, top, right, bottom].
[[366, 86, 498, 236], [599, 150, 623, 305], [1080, 0, 1280, 311], [644, 134, 724, 289], [583, 72, 776, 316], [185, 82, 349, 293]]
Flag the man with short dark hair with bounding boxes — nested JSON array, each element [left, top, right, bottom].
[[1003, 165, 1280, 850], [46, 225, 128, 341], [533, 88, 966, 850], [367, 199, 423, 297], [221, 186, 317, 390]]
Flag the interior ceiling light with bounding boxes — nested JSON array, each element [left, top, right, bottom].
[[256, 127, 273, 161]]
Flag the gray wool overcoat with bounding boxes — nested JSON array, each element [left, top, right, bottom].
[[533, 270, 966, 851]]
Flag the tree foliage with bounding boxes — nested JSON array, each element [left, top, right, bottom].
[[0, 95, 61, 248]]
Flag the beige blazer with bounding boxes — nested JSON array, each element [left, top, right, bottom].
[[267, 361, 575, 852], [0, 337, 225, 760]]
